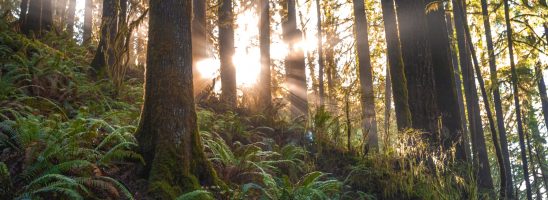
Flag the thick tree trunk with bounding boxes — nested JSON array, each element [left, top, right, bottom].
[[66, 0, 76, 36], [135, 0, 221, 198], [394, 0, 439, 136], [503, 0, 533, 199], [42, 0, 53, 32], [91, 0, 118, 75], [55, 0, 66, 23], [25, 0, 53, 36], [259, 0, 272, 113], [452, 0, 494, 194], [218, 0, 237, 108], [479, 0, 514, 197], [83, 0, 93, 44], [445, 13, 471, 160], [192, 0, 207, 96], [283, 0, 308, 117], [315, 0, 325, 106], [424, 0, 466, 161], [380, 0, 411, 130], [352, 0, 378, 153]]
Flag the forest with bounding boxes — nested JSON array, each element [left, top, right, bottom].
[[0, 0, 546, 199]]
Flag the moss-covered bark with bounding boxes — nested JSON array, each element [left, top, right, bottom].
[[136, 0, 222, 198]]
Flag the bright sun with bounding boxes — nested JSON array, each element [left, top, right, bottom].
[[195, 6, 317, 88]]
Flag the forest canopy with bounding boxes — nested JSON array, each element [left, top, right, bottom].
[[0, 0, 546, 199]]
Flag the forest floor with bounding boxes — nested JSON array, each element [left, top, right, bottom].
[[0, 19, 476, 200]]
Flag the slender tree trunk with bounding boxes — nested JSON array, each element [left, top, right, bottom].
[[384, 66, 392, 149], [479, 0, 514, 197], [83, 0, 93, 44], [424, 0, 466, 161], [135, 0, 221, 198], [503, 0, 533, 199], [445, 13, 471, 160], [219, 0, 237, 108], [452, 0, 494, 194], [352, 0, 378, 153], [380, 0, 411, 130], [458, 1, 506, 195], [346, 89, 351, 152], [66, 0, 76, 36], [91, 0, 119, 75], [283, 0, 308, 117], [535, 62, 548, 191], [394, 0, 439, 135], [315, 0, 325, 106], [524, 106, 542, 200], [192, 0, 207, 96], [259, 0, 272, 114]]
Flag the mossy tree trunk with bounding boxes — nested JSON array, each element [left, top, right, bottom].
[[219, 0, 237, 108], [424, 0, 466, 161], [380, 0, 411, 131], [352, 0, 378, 153], [135, 0, 221, 198], [394, 0, 439, 137], [91, 0, 119, 75]]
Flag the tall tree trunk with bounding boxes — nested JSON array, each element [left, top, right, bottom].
[[259, 0, 272, 114], [458, 1, 506, 195], [524, 105, 542, 200], [445, 13, 471, 160], [380, 0, 411, 130], [135, 0, 221, 198], [283, 0, 308, 117], [352, 0, 378, 153], [424, 0, 466, 161], [91, 0, 119, 75], [452, 0, 494, 194], [42, 0, 53, 32], [315, 0, 325, 106], [25, 0, 53, 37], [20, 0, 29, 24], [66, 0, 76, 36], [394, 0, 439, 135], [479, 0, 514, 197], [192, 0, 207, 96], [55, 0, 66, 25], [503, 0, 533, 198], [83, 0, 93, 44], [384, 66, 392, 149], [219, 0, 237, 108], [535, 63, 548, 191]]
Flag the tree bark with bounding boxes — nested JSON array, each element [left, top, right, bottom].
[[66, 0, 76, 36], [452, 0, 494, 194], [25, 0, 53, 37], [315, 0, 325, 106], [19, 0, 29, 24], [394, 0, 439, 136], [83, 0, 93, 44], [380, 0, 411, 131], [503, 0, 533, 199], [384, 66, 392, 149], [535, 62, 548, 192], [352, 0, 378, 153], [424, 0, 466, 161], [259, 0, 272, 114], [524, 106, 542, 200], [283, 0, 308, 117], [445, 13, 471, 160], [479, 0, 513, 197], [91, 0, 119, 75], [218, 0, 237, 108], [135, 0, 221, 198], [192, 0, 207, 96]]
